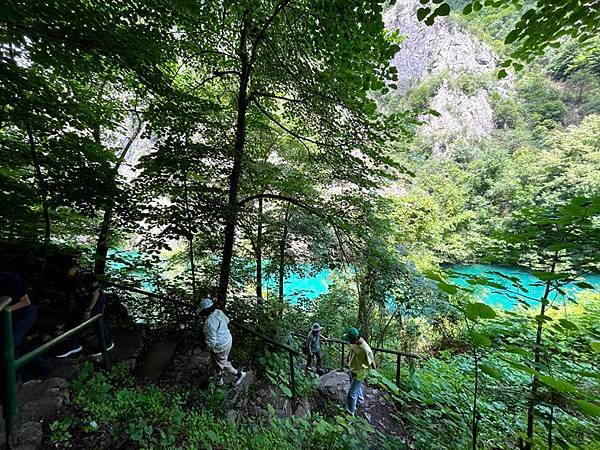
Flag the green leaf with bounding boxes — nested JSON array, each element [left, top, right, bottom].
[[532, 271, 570, 282], [417, 7, 430, 21], [505, 29, 520, 44], [505, 360, 537, 376], [538, 374, 577, 393], [505, 345, 528, 356], [498, 69, 508, 79], [434, 3, 450, 16], [465, 302, 497, 320], [575, 281, 594, 289], [280, 385, 292, 398], [558, 319, 578, 331], [573, 399, 600, 417], [470, 332, 492, 346], [590, 342, 600, 353], [462, 3, 472, 14], [438, 282, 458, 295], [479, 364, 502, 379]]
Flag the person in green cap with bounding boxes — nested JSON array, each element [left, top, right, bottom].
[[343, 326, 375, 416]]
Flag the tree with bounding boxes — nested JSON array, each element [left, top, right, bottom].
[[417, 1, 600, 76], [491, 197, 600, 449], [162, 0, 405, 306]]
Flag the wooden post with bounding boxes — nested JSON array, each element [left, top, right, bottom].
[[1, 299, 17, 446], [289, 350, 297, 414], [396, 354, 401, 386], [96, 315, 111, 371]]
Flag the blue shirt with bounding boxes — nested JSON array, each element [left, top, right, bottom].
[[0, 272, 28, 306]]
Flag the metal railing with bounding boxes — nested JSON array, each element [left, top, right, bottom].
[[104, 282, 302, 412], [292, 332, 421, 386], [232, 321, 300, 413], [0, 296, 111, 445]]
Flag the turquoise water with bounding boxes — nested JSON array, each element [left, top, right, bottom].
[[273, 264, 599, 310], [263, 269, 332, 301], [449, 264, 600, 310]]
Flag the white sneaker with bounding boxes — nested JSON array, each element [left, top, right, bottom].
[[56, 346, 83, 358], [89, 343, 115, 358], [234, 371, 247, 386]]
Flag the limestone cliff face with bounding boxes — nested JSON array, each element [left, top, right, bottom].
[[384, 0, 511, 157]]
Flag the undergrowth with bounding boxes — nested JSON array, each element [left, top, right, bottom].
[[51, 362, 376, 449]]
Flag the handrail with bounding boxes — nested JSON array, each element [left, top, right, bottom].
[[15, 314, 105, 370], [292, 331, 420, 387], [233, 321, 300, 356], [0, 296, 11, 312], [1, 305, 110, 445], [291, 332, 421, 359]]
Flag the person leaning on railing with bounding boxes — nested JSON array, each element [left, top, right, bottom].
[[56, 258, 114, 358], [0, 271, 50, 376]]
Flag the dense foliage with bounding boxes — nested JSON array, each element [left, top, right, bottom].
[[1, 0, 599, 449]]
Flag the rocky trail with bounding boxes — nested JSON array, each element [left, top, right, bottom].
[[2, 326, 408, 449]]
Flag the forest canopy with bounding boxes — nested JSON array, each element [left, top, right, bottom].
[[0, 0, 599, 449]]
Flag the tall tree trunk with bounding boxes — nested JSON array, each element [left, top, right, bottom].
[[217, 18, 249, 307], [525, 256, 557, 450], [183, 172, 196, 299], [256, 196, 263, 299], [278, 204, 290, 305], [26, 119, 50, 282], [357, 269, 372, 341], [94, 120, 142, 275], [95, 207, 113, 276], [472, 341, 480, 450]]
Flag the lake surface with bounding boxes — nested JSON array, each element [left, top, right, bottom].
[[269, 264, 600, 310], [449, 264, 600, 310]]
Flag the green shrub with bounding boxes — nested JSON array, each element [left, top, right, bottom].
[[58, 362, 376, 449]]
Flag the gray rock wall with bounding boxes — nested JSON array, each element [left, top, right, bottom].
[[384, 0, 513, 157]]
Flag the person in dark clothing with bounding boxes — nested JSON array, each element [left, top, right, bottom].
[[0, 271, 36, 351], [0, 272, 49, 374], [305, 323, 328, 374], [56, 259, 113, 358]]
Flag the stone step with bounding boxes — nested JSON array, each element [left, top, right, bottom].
[[138, 339, 179, 380], [0, 377, 69, 448]]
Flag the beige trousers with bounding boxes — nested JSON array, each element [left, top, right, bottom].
[[211, 340, 238, 375]]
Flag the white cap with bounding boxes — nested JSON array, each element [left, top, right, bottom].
[[199, 298, 214, 311]]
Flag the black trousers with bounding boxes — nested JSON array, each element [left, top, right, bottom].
[[307, 350, 322, 369]]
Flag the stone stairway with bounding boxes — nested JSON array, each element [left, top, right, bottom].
[[0, 378, 69, 449], [0, 325, 146, 449]]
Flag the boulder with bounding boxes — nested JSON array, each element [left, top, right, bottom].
[[317, 370, 351, 404]]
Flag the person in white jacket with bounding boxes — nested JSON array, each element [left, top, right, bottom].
[[199, 298, 246, 386]]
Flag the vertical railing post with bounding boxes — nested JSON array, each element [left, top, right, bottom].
[[288, 350, 297, 414], [396, 354, 401, 387], [96, 315, 111, 371], [340, 342, 345, 370], [1, 305, 18, 446]]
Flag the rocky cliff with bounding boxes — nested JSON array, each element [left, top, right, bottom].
[[384, 0, 512, 157]]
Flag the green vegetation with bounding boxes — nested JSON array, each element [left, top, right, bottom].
[[52, 363, 375, 449], [2, 0, 600, 449]]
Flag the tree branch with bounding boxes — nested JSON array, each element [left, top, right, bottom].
[[252, 99, 339, 150], [249, 0, 293, 68]]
